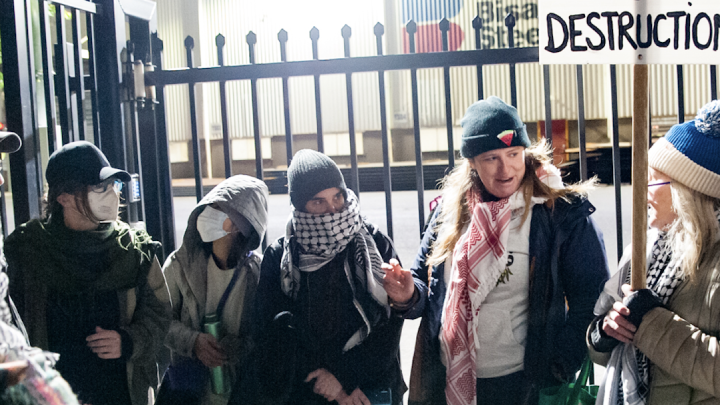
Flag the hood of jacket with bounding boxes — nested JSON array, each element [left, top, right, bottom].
[[185, 174, 268, 252], [171, 175, 268, 318]]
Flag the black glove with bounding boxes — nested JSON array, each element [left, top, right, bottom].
[[589, 316, 620, 353], [622, 289, 663, 328]]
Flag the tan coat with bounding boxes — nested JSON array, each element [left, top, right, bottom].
[[590, 245, 720, 404]]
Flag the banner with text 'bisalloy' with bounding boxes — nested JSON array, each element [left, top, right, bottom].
[[539, 0, 720, 64]]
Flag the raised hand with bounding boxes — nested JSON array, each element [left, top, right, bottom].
[[305, 368, 344, 402], [601, 284, 637, 344], [382, 258, 416, 305], [193, 332, 226, 368], [86, 326, 123, 359]]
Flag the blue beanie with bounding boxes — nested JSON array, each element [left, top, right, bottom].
[[649, 100, 720, 198], [459, 96, 531, 159]]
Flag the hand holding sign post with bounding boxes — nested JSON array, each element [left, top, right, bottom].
[[540, 0, 720, 290]]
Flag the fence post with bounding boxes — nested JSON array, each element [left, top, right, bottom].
[[185, 35, 204, 201], [278, 29, 293, 166], [342, 25, 360, 198], [439, 18, 455, 170], [246, 31, 264, 180], [374, 22, 393, 239], [406, 20, 426, 236], [0, 0, 45, 224], [216, 34, 232, 178], [310, 27, 324, 153], [472, 12, 484, 100]]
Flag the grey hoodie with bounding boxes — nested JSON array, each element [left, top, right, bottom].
[[162, 175, 268, 400]]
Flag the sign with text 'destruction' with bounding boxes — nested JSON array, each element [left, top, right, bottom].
[[539, 0, 720, 64]]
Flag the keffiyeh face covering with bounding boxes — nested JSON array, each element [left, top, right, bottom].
[[279, 190, 389, 351]]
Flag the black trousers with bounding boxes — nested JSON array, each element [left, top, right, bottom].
[[476, 371, 527, 405]]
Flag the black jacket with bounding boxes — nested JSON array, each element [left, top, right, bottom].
[[405, 195, 610, 405], [252, 222, 406, 404]]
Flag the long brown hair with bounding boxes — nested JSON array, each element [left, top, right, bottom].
[[426, 140, 596, 267], [44, 180, 100, 223]]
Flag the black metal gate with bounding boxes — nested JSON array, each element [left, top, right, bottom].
[[0, 0, 176, 256], [2, 0, 718, 263]]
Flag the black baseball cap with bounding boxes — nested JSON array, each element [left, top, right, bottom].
[[0, 131, 22, 153], [45, 141, 131, 188]]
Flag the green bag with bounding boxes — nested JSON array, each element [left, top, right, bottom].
[[538, 357, 599, 405]]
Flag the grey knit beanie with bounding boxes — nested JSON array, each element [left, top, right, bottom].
[[460, 96, 530, 159], [287, 149, 347, 210]]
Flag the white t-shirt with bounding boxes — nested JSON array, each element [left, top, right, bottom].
[[474, 207, 532, 378], [204, 256, 248, 405], [205, 256, 247, 340]]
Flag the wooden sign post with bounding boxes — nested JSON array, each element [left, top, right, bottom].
[[540, 0, 720, 290], [631, 65, 649, 290]]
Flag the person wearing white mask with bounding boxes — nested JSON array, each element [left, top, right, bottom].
[[5, 141, 172, 405], [160, 175, 268, 405]]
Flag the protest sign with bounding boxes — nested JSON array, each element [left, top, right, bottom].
[[540, 0, 720, 64]]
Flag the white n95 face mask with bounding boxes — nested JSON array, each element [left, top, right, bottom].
[[88, 186, 120, 222], [196, 206, 230, 242]]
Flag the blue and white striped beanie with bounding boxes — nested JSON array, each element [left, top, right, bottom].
[[649, 100, 720, 199]]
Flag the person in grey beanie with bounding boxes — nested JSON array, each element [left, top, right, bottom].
[[252, 149, 414, 405], [387, 96, 609, 405]]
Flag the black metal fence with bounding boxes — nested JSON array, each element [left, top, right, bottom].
[[2, 0, 719, 263], [147, 12, 710, 261]]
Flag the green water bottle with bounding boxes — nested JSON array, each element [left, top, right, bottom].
[[203, 313, 228, 395]]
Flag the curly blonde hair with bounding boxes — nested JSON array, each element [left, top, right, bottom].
[[426, 140, 596, 268]]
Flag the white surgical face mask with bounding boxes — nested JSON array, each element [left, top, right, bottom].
[[196, 206, 229, 242], [88, 187, 120, 222]]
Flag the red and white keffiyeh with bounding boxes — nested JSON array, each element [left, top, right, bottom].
[[440, 164, 562, 405]]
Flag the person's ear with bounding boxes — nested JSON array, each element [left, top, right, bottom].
[[222, 217, 237, 233], [56, 192, 75, 210]]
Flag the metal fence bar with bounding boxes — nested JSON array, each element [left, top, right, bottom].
[[440, 18, 455, 170], [472, 13, 483, 100], [184, 36, 204, 201], [374, 23, 393, 239], [310, 27, 324, 153], [609, 65, 623, 262], [86, 12, 101, 147], [38, 0, 58, 154], [147, 47, 539, 86], [247, 32, 263, 180], [342, 25, 360, 197], [71, 9, 85, 141], [216, 34, 232, 178], [711, 65, 718, 101], [576, 65, 587, 181], [278, 29, 293, 166], [506, 14, 518, 108], [55, 5, 73, 144], [406, 20, 425, 236], [677, 65, 685, 123], [543, 65, 552, 146], [151, 32, 177, 255]]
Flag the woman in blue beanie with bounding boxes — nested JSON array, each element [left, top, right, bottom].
[[590, 100, 720, 405], [387, 96, 609, 405]]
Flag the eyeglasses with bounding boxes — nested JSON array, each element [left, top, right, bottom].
[[648, 181, 672, 187], [91, 178, 124, 193]]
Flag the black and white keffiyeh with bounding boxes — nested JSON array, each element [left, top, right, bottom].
[[280, 190, 389, 351], [611, 229, 682, 405], [605, 219, 700, 405]]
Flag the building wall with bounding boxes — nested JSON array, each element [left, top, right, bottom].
[[155, 0, 719, 177]]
